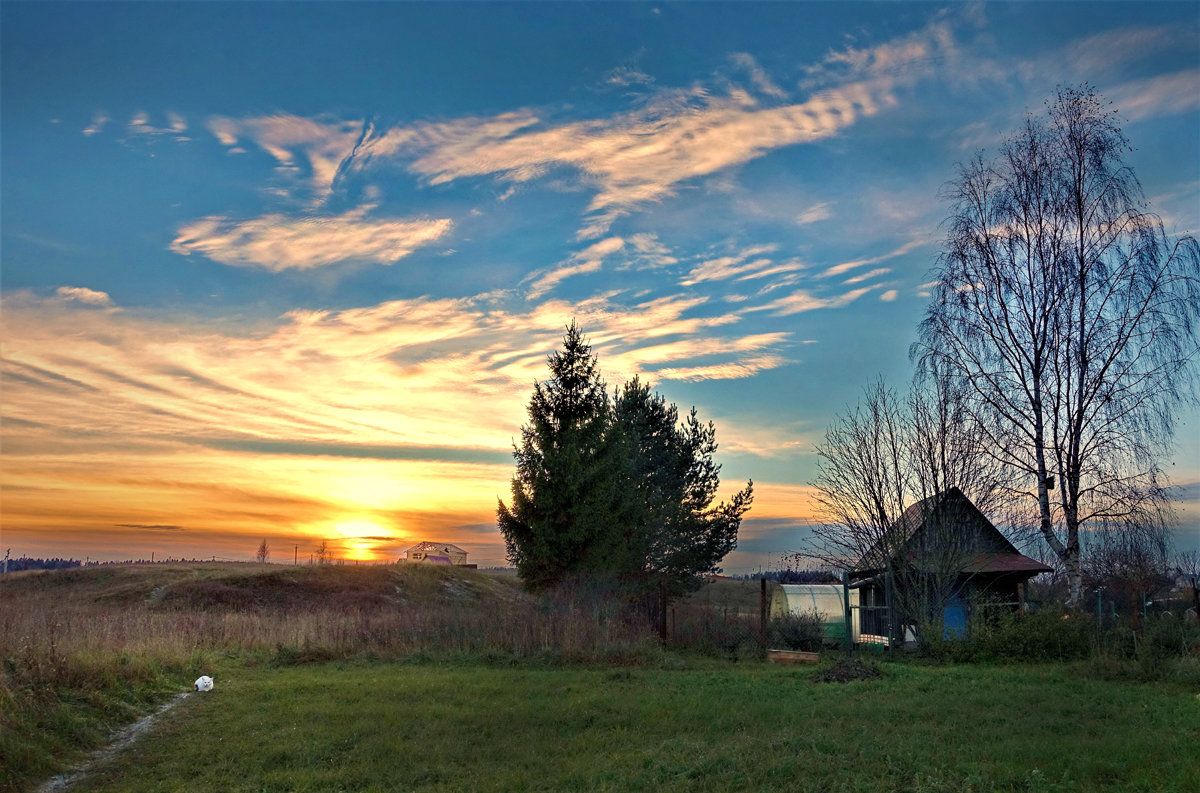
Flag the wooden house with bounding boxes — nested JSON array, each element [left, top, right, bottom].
[[402, 541, 469, 566], [848, 487, 1051, 645]]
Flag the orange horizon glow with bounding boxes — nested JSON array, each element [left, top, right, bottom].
[[0, 291, 828, 571]]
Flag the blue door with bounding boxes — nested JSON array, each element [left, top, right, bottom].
[[943, 596, 967, 639]]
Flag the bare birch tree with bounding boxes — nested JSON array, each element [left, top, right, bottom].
[[808, 377, 1012, 639], [809, 379, 911, 572], [915, 85, 1200, 606]]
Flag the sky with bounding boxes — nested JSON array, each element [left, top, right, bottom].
[[2, 1, 1198, 571]]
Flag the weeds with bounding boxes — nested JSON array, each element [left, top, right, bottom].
[[0, 562, 666, 792]]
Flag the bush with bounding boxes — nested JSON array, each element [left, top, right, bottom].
[[920, 608, 1093, 662], [768, 611, 824, 652], [1083, 612, 1200, 681]]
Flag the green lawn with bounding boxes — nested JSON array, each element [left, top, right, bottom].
[[70, 660, 1200, 793]]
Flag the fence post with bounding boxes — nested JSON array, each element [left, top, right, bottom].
[[885, 570, 896, 651], [759, 577, 768, 654], [659, 578, 668, 643], [842, 570, 853, 654]]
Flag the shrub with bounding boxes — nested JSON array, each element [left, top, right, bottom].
[[920, 608, 1093, 662], [1084, 611, 1200, 681], [768, 611, 823, 652]]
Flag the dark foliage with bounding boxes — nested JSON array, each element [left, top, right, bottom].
[[2, 557, 83, 573], [768, 612, 824, 651], [498, 321, 626, 590], [499, 323, 752, 594], [921, 609, 1094, 663], [612, 376, 752, 596]]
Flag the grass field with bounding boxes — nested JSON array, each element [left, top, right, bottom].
[[4, 563, 1198, 793], [66, 660, 1200, 793]]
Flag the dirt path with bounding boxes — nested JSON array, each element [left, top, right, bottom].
[[36, 691, 192, 793]]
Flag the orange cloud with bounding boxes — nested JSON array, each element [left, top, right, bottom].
[[352, 80, 890, 238], [171, 207, 452, 271], [205, 113, 363, 203], [1, 287, 804, 561]]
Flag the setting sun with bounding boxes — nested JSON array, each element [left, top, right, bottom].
[[330, 521, 396, 562], [2, 1, 1197, 572]]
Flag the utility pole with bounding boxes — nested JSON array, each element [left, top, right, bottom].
[[294, 544, 299, 566]]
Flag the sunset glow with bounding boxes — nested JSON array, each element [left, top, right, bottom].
[[2, 2, 1198, 570]]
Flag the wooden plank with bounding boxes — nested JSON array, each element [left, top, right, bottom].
[[766, 649, 820, 664]]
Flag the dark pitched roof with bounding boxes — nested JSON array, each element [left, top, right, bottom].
[[853, 488, 1047, 578], [962, 552, 1053, 575]]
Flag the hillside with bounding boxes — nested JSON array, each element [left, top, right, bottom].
[[0, 561, 529, 614], [0, 562, 547, 792]]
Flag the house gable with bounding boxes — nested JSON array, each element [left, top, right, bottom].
[[854, 488, 1049, 578]]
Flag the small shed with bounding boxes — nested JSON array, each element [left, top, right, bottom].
[[402, 542, 468, 566], [848, 487, 1051, 645]]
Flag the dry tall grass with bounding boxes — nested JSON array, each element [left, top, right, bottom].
[[1, 562, 669, 791], [1, 563, 662, 684]]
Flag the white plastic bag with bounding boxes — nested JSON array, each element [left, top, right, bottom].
[[194, 675, 214, 692]]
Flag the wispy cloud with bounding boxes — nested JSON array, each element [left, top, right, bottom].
[[350, 78, 893, 238], [526, 236, 626, 299], [717, 419, 822, 459], [730, 52, 787, 99], [184, 16, 971, 248], [746, 286, 874, 316], [681, 244, 786, 286], [1062, 25, 1187, 80], [651, 355, 787, 383], [818, 239, 925, 279], [127, 111, 189, 141], [796, 201, 834, 225], [82, 111, 109, 136], [605, 65, 655, 88], [627, 233, 678, 268], [171, 207, 452, 271], [0, 289, 788, 470], [1107, 69, 1200, 123], [55, 286, 114, 307], [843, 267, 891, 285], [205, 114, 364, 203], [803, 17, 959, 89]]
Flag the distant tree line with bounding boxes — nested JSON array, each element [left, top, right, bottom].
[[2, 557, 84, 573], [728, 569, 839, 584], [1, 557, 227, 573]]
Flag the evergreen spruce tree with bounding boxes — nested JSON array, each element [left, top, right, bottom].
[[500, 323, 753, 594], [613, 377, 753, 594], [498, 322, 623, 590]]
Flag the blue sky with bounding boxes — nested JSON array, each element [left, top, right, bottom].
[[2, 1, 1198, 568]]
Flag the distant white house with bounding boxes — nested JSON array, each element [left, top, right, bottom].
[[402, 542, 469, 566]]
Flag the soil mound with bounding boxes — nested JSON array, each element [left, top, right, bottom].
[[813, 657, 884, 683]]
